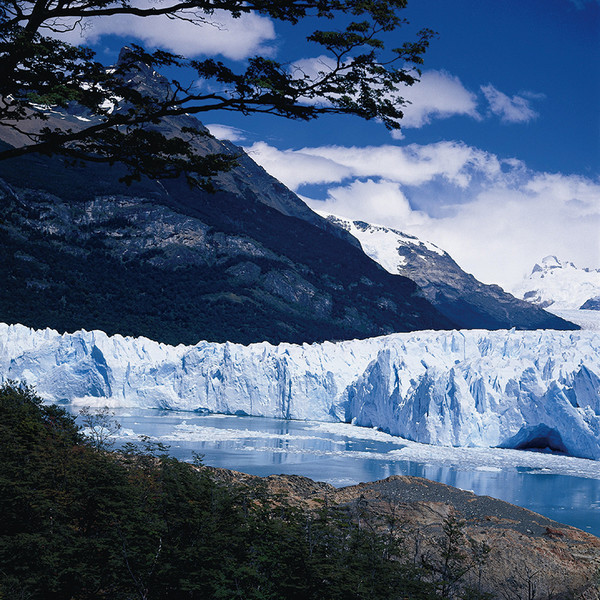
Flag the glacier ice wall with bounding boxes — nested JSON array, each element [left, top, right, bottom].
[[1, 323, 599, 459]]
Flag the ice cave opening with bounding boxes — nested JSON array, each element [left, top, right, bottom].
[[501, 424, 570, 455]]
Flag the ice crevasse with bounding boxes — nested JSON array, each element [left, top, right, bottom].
[[0, 322, 599, 460]]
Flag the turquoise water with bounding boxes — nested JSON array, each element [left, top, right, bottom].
[[79, 409, 600, 537]]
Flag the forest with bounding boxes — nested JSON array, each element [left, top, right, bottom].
[[0, 382, 499, 600]]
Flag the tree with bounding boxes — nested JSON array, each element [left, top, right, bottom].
[[0, 0, 435, 186], [421, 516, 474, 599], [79, 405, 122, 451]]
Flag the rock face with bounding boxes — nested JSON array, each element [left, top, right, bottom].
[[0, 169, 453, 345], [0, 55, 578, 345], [323, 215, 578, 330], [512, 255, 600, 310], [582, 296, 600, 310], [0, 56, 453, 346], [2, 322, 599, 459], [219, 470, 600, 600]]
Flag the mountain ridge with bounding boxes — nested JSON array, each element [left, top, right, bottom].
[[0, 52, 577, 344], [0, 52, 456, 344], [321, 214, 577, 331]]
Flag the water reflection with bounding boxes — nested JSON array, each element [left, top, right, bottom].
[[73, 408, 600, 536]]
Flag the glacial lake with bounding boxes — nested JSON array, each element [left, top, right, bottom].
[[79, 408, 600, 537]]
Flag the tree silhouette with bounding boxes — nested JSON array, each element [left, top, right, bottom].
[[0, 0, 435, 186]]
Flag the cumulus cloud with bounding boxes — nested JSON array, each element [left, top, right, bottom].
[[286, 62, 480, 131], [247, 139, 599, 288], [399, 70, 480, 128], [481, 84, 541, 123], [306, 179, 430, 229], [289, 55, 338, 104], [245, 140, 502, 190], [424, 174, 600, 288], [311, 172, 599, 289], [54, 6, 276, 60], [244, 142, 354, 190]]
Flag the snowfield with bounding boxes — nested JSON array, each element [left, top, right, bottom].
[[511, 255, 600, 310], [1, 322, 599, 459]]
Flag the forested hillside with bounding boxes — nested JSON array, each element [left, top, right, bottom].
[[1, 383, 598, 600], [0, 383, 447, 600]]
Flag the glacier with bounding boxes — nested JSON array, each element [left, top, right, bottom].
[[1, 322, 599, 459]]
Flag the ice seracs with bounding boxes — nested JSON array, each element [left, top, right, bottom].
[[1, 322, 599, 460]]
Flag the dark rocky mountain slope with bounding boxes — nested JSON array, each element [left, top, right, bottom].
[[0, 55, 575, 345], [324, 216, 578, 331], [0, 158, 451, 345], [0, 57, 453, 345]]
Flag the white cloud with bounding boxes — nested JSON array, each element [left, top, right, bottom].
[[244, 142, 353, 189], [481, 84, 541, 123], [247, 139, 599, 289], [54, 6, 276, 60], [305, 179, 429, 229], [399, 70, 480, 128], [284, 60, 537, 135], [205, 124, 247, 142], [286, 55, 340, 108], [245, 140, 502, 190], [525, 172, 600, 216], [309, 172, 599, 289], [425, 174, 600, 288]]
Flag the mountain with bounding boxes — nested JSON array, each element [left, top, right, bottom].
[[511, 255, 600, 311], [3, 322, 599, 459], [0, 55, 455, 346], [0, 53, 578, 344], [322, 215, 576, 330]]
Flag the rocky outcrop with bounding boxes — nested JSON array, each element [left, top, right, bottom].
[[581, 297, 600, 311], [209, 469, 600, 599]]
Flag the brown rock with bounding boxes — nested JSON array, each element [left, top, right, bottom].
[[207, 468, 600, 599]]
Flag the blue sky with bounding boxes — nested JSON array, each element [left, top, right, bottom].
[[58, 0, 599, 289]]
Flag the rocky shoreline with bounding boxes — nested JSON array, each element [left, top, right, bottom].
[[209, 468, 600, 599]]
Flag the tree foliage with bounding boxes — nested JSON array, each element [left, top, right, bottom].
[[0, 0, 435, 185], [0, 382, 504, 599]]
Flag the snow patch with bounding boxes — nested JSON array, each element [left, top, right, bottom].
[[318, 212, 446, 275]]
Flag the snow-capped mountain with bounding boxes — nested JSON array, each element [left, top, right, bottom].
[[2, 322, 598, 459], [511, 255, 600, 311], [322, 215, 576, 331]]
